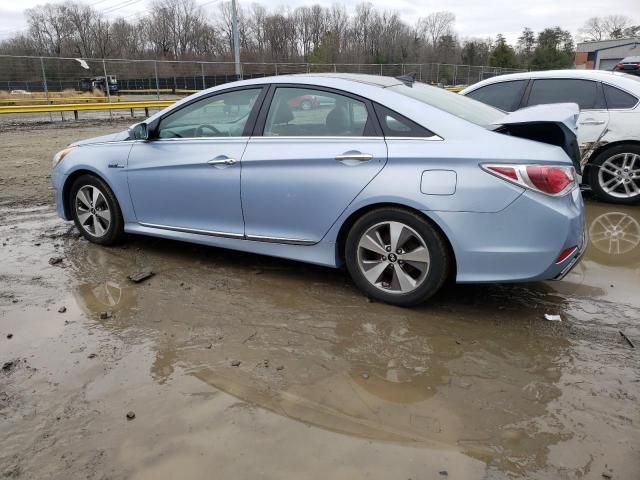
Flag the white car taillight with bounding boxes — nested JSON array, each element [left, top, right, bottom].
[[481, 164, 577, 196]]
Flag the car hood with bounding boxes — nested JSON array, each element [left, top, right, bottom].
[[493, 103, 579, 133], [69, 130, 130, 147]]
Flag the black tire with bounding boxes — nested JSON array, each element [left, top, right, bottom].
[[69, 174, 125, 246], [345, 208, 451, 306], [587, 144, 640, 205]]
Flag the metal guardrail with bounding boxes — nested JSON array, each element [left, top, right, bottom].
[[0, 100, 174, 119], [0, 96, 128, 104], [119, 88, 198, 94]]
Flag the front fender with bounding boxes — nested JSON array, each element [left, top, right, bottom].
[[55, 143, 136, 222]]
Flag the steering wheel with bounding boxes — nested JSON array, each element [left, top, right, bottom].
[[195, 124, 223, 137]]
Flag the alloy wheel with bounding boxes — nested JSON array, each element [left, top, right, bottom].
[[356, 221, 431, 294], [75, 185, 111, 237], [597, 153, 640, 199]]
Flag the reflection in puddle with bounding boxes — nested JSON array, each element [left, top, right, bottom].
[[557, 200, 640, 308], [76, 281, 133, 311], [589, 210, 640, 258], [54, 198, 639, 477]]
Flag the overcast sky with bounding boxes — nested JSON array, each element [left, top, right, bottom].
[[1, 0, 638, 44]]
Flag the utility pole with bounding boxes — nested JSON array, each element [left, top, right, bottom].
[[231, 0, 241, 79]]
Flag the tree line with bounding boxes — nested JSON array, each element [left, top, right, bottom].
[[0, 0, 638, 70]]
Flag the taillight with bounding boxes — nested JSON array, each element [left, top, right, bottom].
[[481, 164, 577, 196], [526, 166, 573, 194]]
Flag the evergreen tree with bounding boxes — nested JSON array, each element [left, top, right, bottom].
[[490, 34, 518, 68]]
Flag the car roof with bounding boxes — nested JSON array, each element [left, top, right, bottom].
[[461, 69, 640, 94], [621, 56, 640, 62], [239, 72, 405, 88]]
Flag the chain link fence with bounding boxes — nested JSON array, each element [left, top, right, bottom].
[[0, 54, 526, 101]]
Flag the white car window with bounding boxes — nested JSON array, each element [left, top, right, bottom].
[[603, 84, 638, 109], [466, 80, 527, 112], [527, 79, 598, 110]]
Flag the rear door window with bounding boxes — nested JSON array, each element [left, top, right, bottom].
[[263, 87, 372, 137], [465, 80, 527, 112], [527, 79, 599, 110], [603, 84, 638, 109]]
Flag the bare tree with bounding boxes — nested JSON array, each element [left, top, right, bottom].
[[66, 3, 98, 57], [602, 15, 632, 39], [26, 3, 74, 56], [580, 15, 634, 41], [579, 17, 606, 41], [417, 12, 455, 48]]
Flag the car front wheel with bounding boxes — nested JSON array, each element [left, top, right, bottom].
[[588, 145, 640, 205], [345, 208, 451, 306], [69, 174, 125, 245]]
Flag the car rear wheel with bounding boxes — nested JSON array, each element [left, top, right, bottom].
[[345, 208, 451, 306], [69, 174, 125, 245], [588, 145, 640, 205]]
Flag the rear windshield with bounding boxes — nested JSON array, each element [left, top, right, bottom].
[[388, 82, 504, 128]]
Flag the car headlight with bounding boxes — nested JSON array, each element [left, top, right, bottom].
[[52, 148, 72, 168]]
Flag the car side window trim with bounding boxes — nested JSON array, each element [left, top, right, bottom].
[[252, 83, 383, 138], [149, 85, 268, 139], [591, 82, 607, 110], [515, 79, 531, 110]]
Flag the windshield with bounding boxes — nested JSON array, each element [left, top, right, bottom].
[[388, 82, 504, 127]]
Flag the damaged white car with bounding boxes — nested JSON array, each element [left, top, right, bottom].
[[461, 70, 640, 204]]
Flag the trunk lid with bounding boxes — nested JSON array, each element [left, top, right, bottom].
[[491, 103, 581, 173]]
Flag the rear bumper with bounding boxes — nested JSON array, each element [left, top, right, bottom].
[[426, 187, 586, 283], [554, 230, 587, 280]]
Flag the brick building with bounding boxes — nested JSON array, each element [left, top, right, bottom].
[[575, 38, 640, 70]]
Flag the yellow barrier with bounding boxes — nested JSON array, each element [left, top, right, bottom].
[[119, 88, 199, 94], [0, 100, 175, 119], [0, 96, 127, 104]]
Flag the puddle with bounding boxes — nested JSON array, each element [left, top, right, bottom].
[[1, 198, 638, 479]]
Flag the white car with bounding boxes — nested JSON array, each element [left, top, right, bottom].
[[461, 70, 640, 204]]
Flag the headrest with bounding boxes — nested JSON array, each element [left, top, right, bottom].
[[272, 100, 294, 124], [325, 104, 349, 135]]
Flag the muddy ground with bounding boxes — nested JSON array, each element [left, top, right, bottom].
[[1, 120, 639, 479]]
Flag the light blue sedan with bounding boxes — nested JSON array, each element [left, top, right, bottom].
[[51, 74, 586, 306]]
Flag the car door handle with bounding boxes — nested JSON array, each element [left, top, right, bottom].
[[335, 153, 373, 162], [579, 120, 605, 125], [207, 157, 236, 166]]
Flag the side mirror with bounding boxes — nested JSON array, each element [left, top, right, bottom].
[[129, 123, 148, 140]]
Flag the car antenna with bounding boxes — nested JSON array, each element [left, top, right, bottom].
[[396, 72, 416, 87]]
